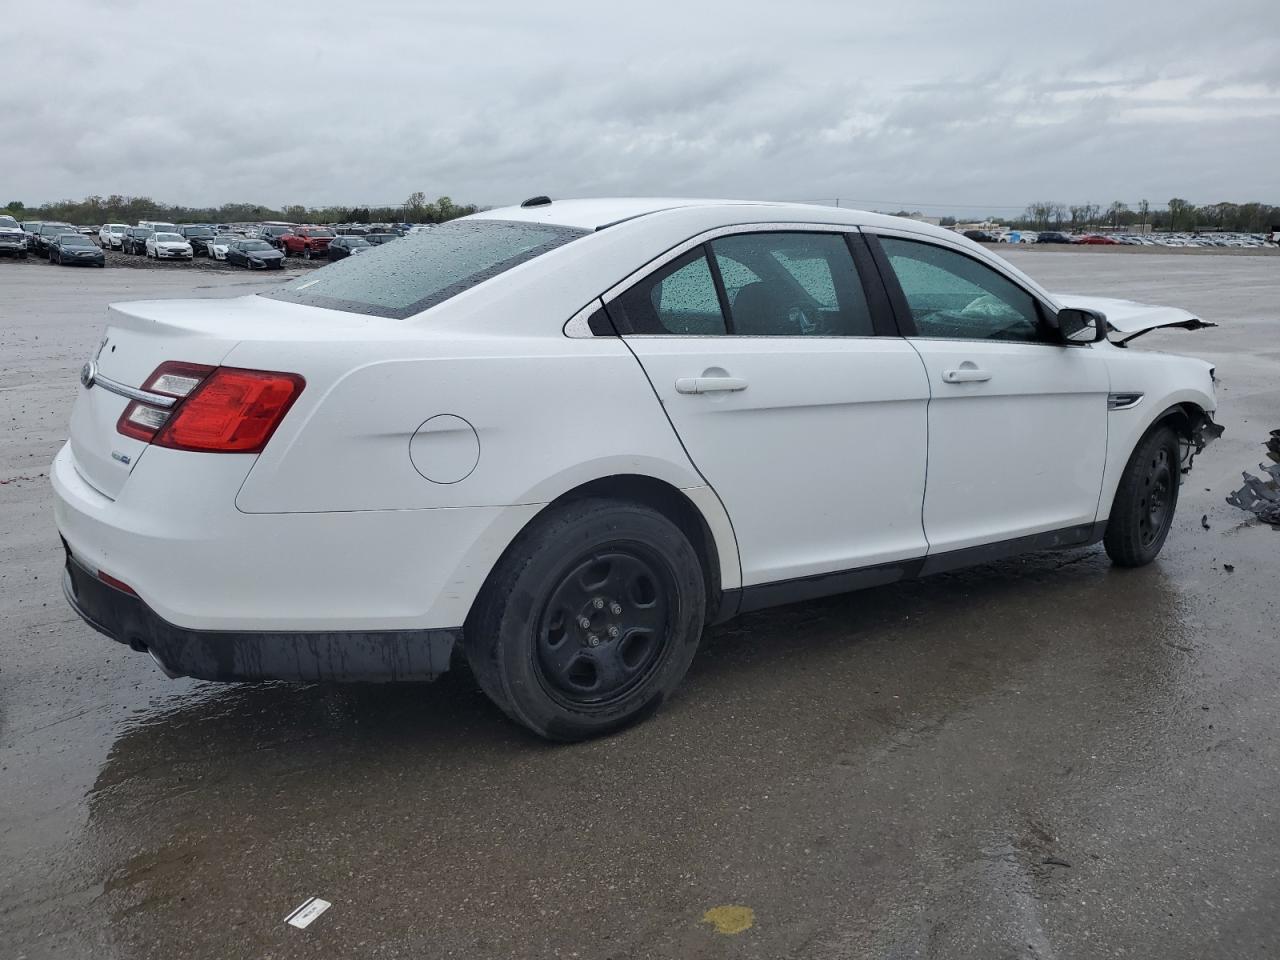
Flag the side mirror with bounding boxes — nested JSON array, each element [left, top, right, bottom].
[[1056, 307, 1108, 343]]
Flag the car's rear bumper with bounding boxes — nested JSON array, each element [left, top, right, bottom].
[[52, 440, 537, 636], [63, 549, 458, 681]]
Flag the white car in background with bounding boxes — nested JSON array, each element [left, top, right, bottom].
[[53, 198, 1221, 740], [98, 224, 128, 250], [208, 234, 238, 261], [145, 232, 193, 261]]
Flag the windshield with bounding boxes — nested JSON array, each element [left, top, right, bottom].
[[41, 224, 71, 234], [264, 219, 586, 319], [346, 238, 371, 247], [154, 233, 183, 242], [214, 235, 237, 243], [185, 227, 214, 238], [240, 240, 272, 251], [307, 229, 335, 238], [62, 235, 93, 246]]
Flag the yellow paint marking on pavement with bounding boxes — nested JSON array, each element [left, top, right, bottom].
[[702, 905, 754, 935]]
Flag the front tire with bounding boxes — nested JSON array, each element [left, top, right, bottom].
[[1104, 424, 1181, 567], [464, 499, 706, 741]]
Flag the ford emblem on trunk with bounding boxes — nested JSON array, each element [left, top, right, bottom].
[[80, 360, 97, 389]]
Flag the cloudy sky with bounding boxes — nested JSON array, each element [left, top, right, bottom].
[[6, 0, 1279, 214]]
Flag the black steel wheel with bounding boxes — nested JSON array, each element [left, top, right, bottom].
[[1104, 424, 1182, 567], [465, 498, 706, 741], [534, 546, 674, 708]]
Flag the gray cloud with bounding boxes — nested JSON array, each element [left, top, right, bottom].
[[4, 0, 1278, 214]]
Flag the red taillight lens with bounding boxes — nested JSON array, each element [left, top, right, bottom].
[[154, 368, 304, 452], [116, 363, 304, 453]]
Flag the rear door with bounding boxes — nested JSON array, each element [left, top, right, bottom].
[[607, 226, 930, 589], [866, 230, 1109, 556]]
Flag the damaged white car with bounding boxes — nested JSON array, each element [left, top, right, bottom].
[[53, 198, 1221, 740]]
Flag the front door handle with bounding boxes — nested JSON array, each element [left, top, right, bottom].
[[674, 376, 749, 395], [941, 366, 992, 383]]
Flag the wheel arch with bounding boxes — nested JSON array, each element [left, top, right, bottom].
[[1097, 390, 1218, 522], [464, 473, 741, 634]]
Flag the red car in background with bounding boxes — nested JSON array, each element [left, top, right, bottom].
[[280, 226, 336, 259], [1077, 234, 1120, 245]]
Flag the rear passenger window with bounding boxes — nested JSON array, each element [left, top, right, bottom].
[[609, 232, 876, 337], [609, 249, 727, 335], [709, 233, 874, 336]]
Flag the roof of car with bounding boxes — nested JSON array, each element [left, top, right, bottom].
[[467, 196, 956, 241]]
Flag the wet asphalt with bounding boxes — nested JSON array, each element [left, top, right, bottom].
[[1, 249, 1278, 959]]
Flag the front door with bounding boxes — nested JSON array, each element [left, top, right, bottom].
[[869, 232, 1109, 555], [608, 228, 931, 588]]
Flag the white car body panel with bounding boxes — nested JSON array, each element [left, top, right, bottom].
[[621, 335, 930, 585], [53, 197, 1216, 648], [905, 338, 1109, 551]]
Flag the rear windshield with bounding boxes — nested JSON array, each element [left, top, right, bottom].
[[263, 219, 587, 319]]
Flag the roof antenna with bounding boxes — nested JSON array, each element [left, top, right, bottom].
[[521, 196, 552, 207]]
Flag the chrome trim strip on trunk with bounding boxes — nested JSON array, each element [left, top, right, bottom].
[[90, 373, 178, 408]]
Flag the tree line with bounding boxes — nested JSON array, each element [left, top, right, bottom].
[[1, 192, 480, 226], [1017, 199, 1278, 233]]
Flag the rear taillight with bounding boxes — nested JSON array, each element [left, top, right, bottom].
[[116, 363, 304, 454]]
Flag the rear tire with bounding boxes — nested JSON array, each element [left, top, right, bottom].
[[1104, 424, 1181, 567], [464, 498, 706, 741]]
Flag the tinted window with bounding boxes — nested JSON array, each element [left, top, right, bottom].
[[879, 237, 1043, 342], [184, 227, 214, 238], [709, 232, 873, 336], [609, 249, 726, 335], [263, 219, 586, 319]]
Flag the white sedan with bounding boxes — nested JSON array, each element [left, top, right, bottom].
[[53, 198, 1221, 740], [145, 232, 194, 261], [98, 223, 128, 250], [208, 234, 239, 261]]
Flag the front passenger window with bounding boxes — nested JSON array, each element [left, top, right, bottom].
[[879, 237, 1044, 342]]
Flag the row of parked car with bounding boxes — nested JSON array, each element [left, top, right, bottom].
[[0, 216, 414, 269], [961, 228, 1276, 248]]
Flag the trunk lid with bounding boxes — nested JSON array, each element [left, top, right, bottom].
[[68, 303, 243, 499], [68, 294, 396, 499], [1054, 294, 1215, 344]]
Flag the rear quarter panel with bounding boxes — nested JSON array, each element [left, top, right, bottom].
[[229, 333, 709, 512]]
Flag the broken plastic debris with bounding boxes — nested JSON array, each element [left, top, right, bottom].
[[1225, 430, 1280, 528], [285, 896, 331, 929]]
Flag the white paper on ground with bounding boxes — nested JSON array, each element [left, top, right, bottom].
[[285, 897, 332, 929]]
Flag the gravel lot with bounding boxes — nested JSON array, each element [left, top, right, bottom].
[[1, 249, 1278, 959]]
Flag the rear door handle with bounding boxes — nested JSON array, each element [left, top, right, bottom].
[[674, 376, 749, 395], [941, 367, 992, 383]]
